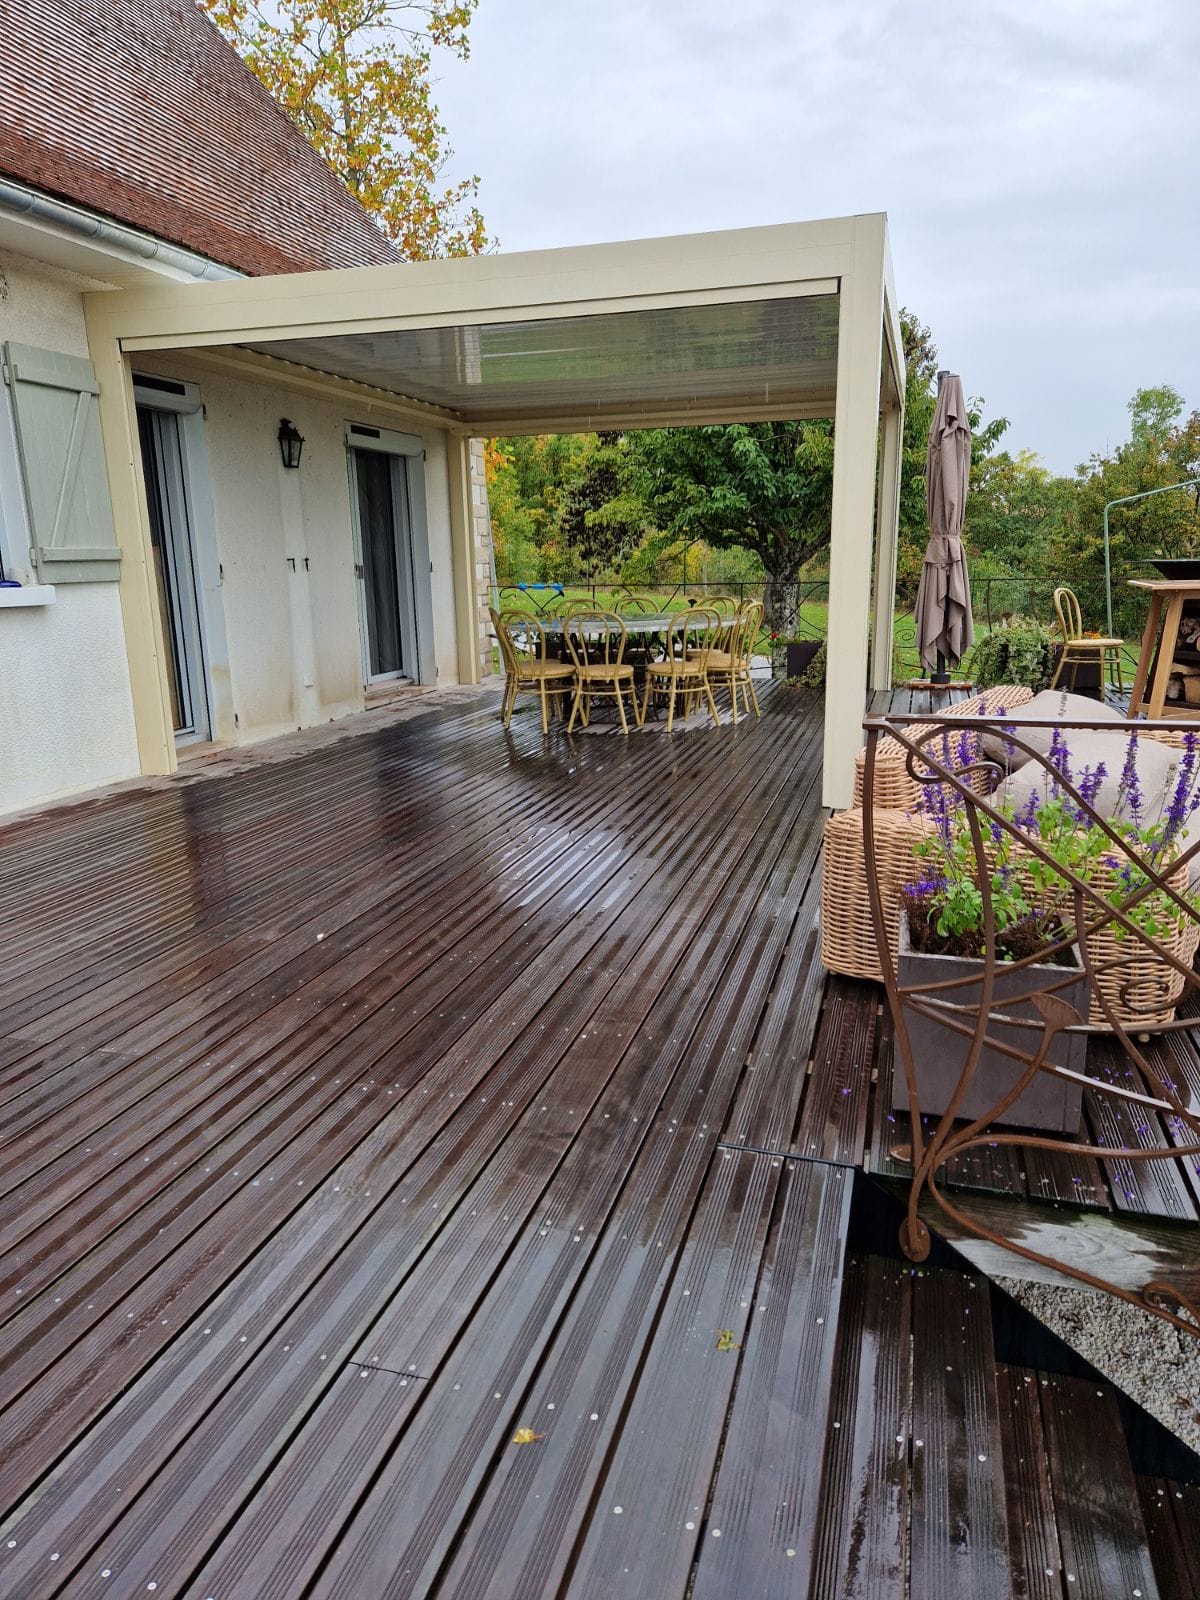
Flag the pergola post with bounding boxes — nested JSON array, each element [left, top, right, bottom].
[[870, 395, 903, 691], [823, 216, 886, 809], [85, 314, 177, 775]]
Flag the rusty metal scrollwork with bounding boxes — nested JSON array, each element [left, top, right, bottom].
[[862, 710, 1200, 1339]]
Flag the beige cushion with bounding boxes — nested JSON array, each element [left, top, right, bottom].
[[1002, 728, 1183, 822], [978, 689, 1123, 764]]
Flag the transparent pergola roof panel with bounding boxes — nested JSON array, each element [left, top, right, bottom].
[[239, 293, 839, 424]]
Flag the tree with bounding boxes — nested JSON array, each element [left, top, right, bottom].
[[1049, 389, 1200, 634], [622, 422, 836, 634], [200, 0, 489, 258]]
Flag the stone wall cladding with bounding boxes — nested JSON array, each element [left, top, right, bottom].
[[468, 438, 495, 678]]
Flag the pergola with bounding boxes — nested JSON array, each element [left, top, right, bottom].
[[84, 212, 905, 808]]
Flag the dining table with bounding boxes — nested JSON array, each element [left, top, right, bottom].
[[1127, 578, 1200, 718]]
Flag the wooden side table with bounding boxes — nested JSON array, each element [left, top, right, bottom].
[[1127, 578, 1200, 718]]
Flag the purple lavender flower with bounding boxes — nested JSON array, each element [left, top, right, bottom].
[[1078, 761, 1107, 811], [1117, 733, 1143, 824], [1164, 733, 1200, 845]]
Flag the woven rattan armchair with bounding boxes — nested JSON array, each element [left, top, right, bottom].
[[851, 684, 1034, 808]]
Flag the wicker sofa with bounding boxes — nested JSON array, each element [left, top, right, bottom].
[[821, 685, 1035, 982]]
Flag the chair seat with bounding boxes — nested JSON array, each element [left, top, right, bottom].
[[692, 649, 734, 669], [1063, 637, 1123, 650], [649, 658, 705, 679], [518, 660, 574, 680], [574, 662, 635, 681]]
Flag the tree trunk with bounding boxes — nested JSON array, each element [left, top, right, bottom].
[[764, 574, 801, 677]]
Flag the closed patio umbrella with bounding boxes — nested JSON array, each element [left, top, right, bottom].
[[914, 372, 974, 682]]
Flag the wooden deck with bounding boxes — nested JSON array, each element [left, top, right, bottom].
[[0, 681, 1196, 1597]]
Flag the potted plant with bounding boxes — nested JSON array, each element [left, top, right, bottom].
[[769, 631, 821, 679], [895, 728, 1200, 1129]]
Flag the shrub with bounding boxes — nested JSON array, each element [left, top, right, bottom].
[[969, 616, 1057, 691]]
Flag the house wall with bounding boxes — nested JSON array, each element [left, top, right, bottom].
[[0, 249, 141, 812], [0, 243, 469, 817], [120, 352, 462, 746]]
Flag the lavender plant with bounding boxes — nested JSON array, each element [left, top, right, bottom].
[[904, 729, 1200, 960]]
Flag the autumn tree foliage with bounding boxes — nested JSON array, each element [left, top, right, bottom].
[[200, 0, 490, 258]]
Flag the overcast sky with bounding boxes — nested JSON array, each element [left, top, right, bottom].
[[434, 0, 1199, 474]]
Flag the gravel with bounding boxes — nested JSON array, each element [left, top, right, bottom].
[[997, 1275, 1200, 1454]]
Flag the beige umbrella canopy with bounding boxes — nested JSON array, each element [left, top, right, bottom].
[[915, 372, 974, 679]]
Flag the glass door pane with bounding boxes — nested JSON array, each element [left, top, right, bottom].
[[354, 449, 407, 679]]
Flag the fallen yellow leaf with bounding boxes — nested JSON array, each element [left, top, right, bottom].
[[511, 1427, 545, 1445], [715, 1329, 740, 1351]]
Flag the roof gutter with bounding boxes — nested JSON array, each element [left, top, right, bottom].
[[0, 176, 243, 282]]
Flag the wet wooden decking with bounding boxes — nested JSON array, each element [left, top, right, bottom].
[[0, 680, 1196, 1597]]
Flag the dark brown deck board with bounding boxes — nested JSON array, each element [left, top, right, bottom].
[[0, 709, 817, 1526], [687, 1162, 852, 1599], [0, 679, 1191, 1600], [994, 1366, 1063, 1600], [1138, 1476, 1200, 1598], [808, 1254, 912, 1600], [909, 1267, 1012, 1599], [1038, 1373, 1160, 1598]]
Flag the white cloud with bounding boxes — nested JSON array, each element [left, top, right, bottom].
[[433, 0, 1200, 471]]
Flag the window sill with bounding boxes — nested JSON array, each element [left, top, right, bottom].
[[0, 585, 56, 608]]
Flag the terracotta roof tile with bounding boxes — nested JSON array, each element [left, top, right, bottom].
[[0, 0, 399, 276]]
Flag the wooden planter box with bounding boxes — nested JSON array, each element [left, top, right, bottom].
[[893, 916, 1090, 1133], [785, 640, 821, 678]]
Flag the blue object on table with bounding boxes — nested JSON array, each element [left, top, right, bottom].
[[517, 583, 565, 594]]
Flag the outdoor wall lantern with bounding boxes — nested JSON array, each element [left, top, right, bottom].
[[277, 418, 305, 470]]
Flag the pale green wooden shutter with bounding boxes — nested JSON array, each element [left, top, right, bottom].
[[2, 341, 121, 582]]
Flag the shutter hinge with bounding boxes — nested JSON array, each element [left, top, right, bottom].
[[2, 362, 10, 386]]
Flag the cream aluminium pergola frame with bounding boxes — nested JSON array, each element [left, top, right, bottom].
[[83, 213, 904, 809]]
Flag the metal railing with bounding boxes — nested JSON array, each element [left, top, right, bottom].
[[862, 709, 1200, 1341], [495, 571, 1137, 683], [490, 579, 831, 659]]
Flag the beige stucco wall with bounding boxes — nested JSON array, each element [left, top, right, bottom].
[[118, 352, 463, 748], [0, 250, 141, 813], [0, 243, 469, 814]]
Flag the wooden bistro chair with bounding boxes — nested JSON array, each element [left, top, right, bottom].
[[491, 607, 574, 733], [700, 600, 763, 722], [1050, 586, 1124, 693], [643, 607, 722, 731], [563, 610, 643, 733]]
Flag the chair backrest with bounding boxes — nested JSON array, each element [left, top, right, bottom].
[[734, 600, 765, 665], [1053, 587, 1084, 642], [495, 607, 554, 671], [676, 606, 721, 669], [703, 594, 740, 617], [564, 609, 627, 670], [617, 593, 658, 614]]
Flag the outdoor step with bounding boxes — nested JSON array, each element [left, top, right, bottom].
[[807, 1253, 913, 1599], [909, 1264, 1012, 1599], [1138, 1476, 1200, 1597], [1000, 1366, 1161, 1599], [807, 1255, 1012, 1599]]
